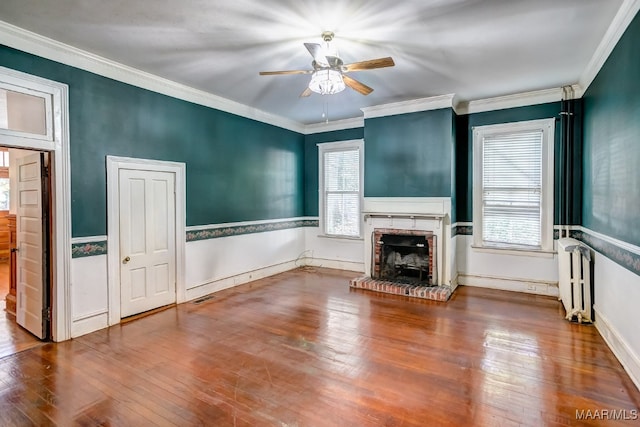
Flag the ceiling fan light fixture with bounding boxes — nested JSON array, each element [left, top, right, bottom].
[[309, 69, 345, 95]]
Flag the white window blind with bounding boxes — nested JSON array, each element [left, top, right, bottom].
[[320, 141, 363, 237], [481, 130, 543, 248]]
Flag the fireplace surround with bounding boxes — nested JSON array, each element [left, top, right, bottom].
[[373, 229, 436, 286], [350, 197, 454, 301]]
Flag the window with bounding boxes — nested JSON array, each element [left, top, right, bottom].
[[0, 149, 8, 211], [318, 139, 364, 238], [473, 119, 554, 253]]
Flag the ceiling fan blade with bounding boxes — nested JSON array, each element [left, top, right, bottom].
[[300, 87, 313, 98], [304, 43, 328, 66], [259, 70, 313, 75], [342, 75, 374, 95], [344, 57, 395, 72]]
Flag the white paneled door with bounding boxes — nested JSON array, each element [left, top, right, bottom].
[[119, 169, 176, 317], [16, 152, 49, 340]]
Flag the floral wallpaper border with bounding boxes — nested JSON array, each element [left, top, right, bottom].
[[571, 230, 640, 277], [71, 219, 320, 257], [72, 241, 108, 258], [70, 224, 640, 275], [186, 219, 319, 242]]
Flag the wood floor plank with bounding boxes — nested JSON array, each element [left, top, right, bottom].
[[0, 267, 639, 426]]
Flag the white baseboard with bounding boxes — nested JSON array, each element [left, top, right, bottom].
[[303, 257, 364, 273], [450, 273, 460, 292], [71, 313, 108, 338], [594, 306, 640, 392], [458, 273, 559, 297], [185, 260, 300, 301]]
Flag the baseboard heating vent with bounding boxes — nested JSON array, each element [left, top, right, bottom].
[[557, 237, 593, 323], [192, 294, 216, 305]]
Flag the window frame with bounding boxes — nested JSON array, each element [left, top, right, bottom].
[[0, 81, 54, 142], [317, 139, 364, 239], [472, 118, 555, 255]]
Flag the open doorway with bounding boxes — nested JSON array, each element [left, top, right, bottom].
[[0, 66, 72, 344], [0, 147, 50, 357]]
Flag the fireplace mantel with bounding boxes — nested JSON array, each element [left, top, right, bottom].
[[363, 212, 445, 221], [363, 198, 453, 287]]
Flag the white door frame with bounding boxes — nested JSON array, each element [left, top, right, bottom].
[[106, 156, 186, 324], [0, 66, 72, 342]]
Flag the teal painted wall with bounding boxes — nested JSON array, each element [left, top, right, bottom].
[[303, 127, 364, 216], [364, 109, 454, 197], [583, 11, 640, 247], [0, 45, 305, 237], [455, 102, 580, 224]]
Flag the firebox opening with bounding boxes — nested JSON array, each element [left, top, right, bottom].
[[379, 234, 432, 285]]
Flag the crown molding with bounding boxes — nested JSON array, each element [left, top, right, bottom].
[[361, 94, 456, 119], [579, 0, 640, 94], [455, 86, 581, 115], [0, 20, 305, 134], [304, 117, 364, 134]]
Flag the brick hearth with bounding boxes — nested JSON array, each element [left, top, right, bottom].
[[350, 276, 452, 302]]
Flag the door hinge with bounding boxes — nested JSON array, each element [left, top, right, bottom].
[[43, 307, 52, 321], [43, 165, 50, 178]]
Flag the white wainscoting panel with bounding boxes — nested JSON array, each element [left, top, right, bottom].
[[303, 227, 365, 272], [185, 227, 306, 300], [456, 234, 559, 296], [592, 252, 640, 391], [71, 254, 109, 337]]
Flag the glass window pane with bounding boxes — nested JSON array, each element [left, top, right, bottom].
[[0, 178, 9, 210], [0, 89, 48, 135], [326, 192, 360, 236]]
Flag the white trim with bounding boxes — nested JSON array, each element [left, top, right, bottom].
[[361, 94, 456, 119], [106, 156, 186, 325], [472, 118, 555, 253], [457, 87, 569, 115], [0, 20, 304, 134], [186, 216, 313, 232], [318, 139, 365, 238], [185, 260, 299, 301], [458, 274, 559, 297], [302, 257, 365, 273], [72, 309, 108, 322], [363, 197, 449, 216], [578, 226, 640, 256], [304, 117, 364, 134], [71, 235, 107, 244], [579, 0, 640, 94], [594, 305, 640, 392], [70, 312, 108, 338], [469, 245, 555, 258], [453, 222, 473, 228], [0, 66, 72, 342]]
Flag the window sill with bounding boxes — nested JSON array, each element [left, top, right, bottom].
[[317, 234, 364, 242], [471, 244, 555, 258]]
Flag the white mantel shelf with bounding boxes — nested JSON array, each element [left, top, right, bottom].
[[363, 212, 446, 220]]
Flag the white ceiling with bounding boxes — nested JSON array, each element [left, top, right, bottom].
[[0, 0, 625, 125]]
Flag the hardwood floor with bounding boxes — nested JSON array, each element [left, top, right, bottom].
[[0, 267, 638, 426], [0, 261, 9, 299], [0, 261, 45, 359]]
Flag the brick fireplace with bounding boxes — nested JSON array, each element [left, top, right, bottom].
[[350, 197, 454, 302], [372, 228, 436, 286]]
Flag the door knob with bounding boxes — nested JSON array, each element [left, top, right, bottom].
[[123, 256, 131, 264]]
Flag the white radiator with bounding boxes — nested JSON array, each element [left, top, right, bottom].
[[557, 238, 593, 323]]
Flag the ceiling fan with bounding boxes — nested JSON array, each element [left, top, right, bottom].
[[259, 31, 395, 97]]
